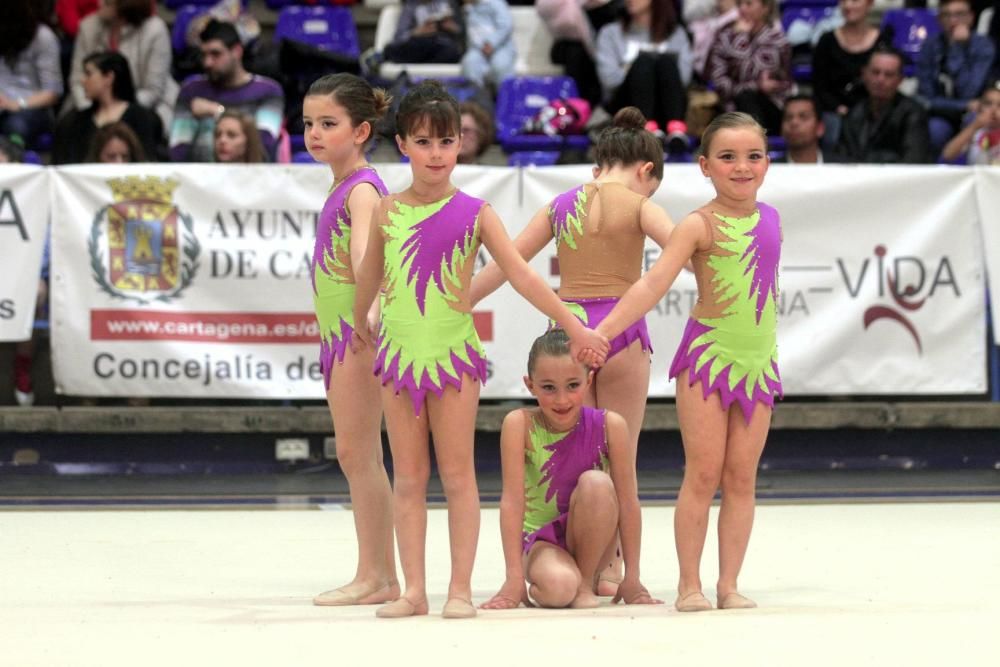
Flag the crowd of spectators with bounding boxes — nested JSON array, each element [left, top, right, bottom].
[[2, 0, 999, 169]]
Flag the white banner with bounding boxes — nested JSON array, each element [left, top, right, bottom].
[[48, 163, 987, 398], [0, 165, 49, 342], [974, 167, 1000, 345], [49, 164, 519, 397]]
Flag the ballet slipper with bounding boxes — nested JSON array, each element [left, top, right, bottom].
[[718, 592, 757, 610], [313, 580, 398, 607], [441, 597, 477, 619], [375, 596, 428, 618], [674, 591, 713, 612]]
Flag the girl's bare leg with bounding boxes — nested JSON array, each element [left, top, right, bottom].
[[426, 380, 482, 606], [591, 342, 651, 594], [318, 347, 398, 604], [378, 387, 432, 616], [674, 370, 728, 602], [524, 543, 582, 608], [565, 470, 620, 608], [716, 401, 771, 604]]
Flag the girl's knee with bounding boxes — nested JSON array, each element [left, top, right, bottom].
[[531, 568, 581, 608], [685, 466, 723, 497], [437, 462, 477, 495], [575, 470, 616, 502], [721, 467, 758, 498]]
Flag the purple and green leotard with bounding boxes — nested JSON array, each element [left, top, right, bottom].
[[522, 406, 609, 553], [669, 203, 783, 423], [311, 166, 388, 390], [547, 182, 652, 361], [373, 190, 488, 416]]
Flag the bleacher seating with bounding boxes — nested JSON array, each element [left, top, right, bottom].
[[507, 151, 561, 167], [274, 5, 360, 58], [372, 6, 561, 80], [267, 1, 357, 8], [781, 5, 838, 82], [164, 0, 226, 8], [171, 5, 208, 53], [880, 8, 940, 75], [495, 76, 589, 154]]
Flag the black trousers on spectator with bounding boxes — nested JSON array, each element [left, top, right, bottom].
[[608, 52, 688, 129], [384, 34, 463, 64], [733, 90, 783, 137], [549, 0, 623, 107]]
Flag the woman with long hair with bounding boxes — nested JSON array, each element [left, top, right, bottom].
[[0, 0, 63, 146]]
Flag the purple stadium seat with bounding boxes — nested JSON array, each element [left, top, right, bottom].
[[171, 5, 208, 53], [495, 76, 590, 153], [507, 151, 561, 167], [292, 150, 321, 163], [782, 6, 837, 82], [881, 9, 941, 75], [274, 5, 360, 58]]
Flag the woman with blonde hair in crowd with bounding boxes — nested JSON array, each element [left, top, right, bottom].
[[213, 109, 265, 163]]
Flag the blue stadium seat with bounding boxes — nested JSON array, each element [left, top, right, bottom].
[[22, 150, 42, 165], [782, 6, 838, 81], [495, 77, 590, 153], [171, 5, 208, 53], [274, 5, 360, 58], [881, 8, 940, 75], [507, 151, 561, 167], [291, 150, 321, 164]]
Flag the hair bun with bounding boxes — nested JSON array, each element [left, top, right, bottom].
[[612, 106, 647, 131]]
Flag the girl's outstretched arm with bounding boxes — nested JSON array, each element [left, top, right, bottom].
[[606, 411, 662, 605], [479, 205, 609, 362], [350, 200, 388, 349], [470, 205, 554, 307], [481, 409, 532, 610], [596, 214, 705, 341], [639, 199, 676, 249]]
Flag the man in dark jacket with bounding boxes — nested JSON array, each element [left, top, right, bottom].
[[835, 45, 933, 163]]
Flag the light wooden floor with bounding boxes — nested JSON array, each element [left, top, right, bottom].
[[2, 502, 997, 666]]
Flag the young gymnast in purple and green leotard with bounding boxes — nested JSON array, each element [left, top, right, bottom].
[[305, 74, 399, 608], [470, 107, 676, 594], [591, 112, 782, 612], [350, 81, 609, 620], [481, 329, 660, 610]]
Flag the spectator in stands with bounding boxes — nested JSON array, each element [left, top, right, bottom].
[[460, 0, 516, 91], [774, 94, 840, 163], [0, 0, 63, 148], [86, 120, 147, 162], [706, 0, 791, 135], [68, 0, 177, 133], [363, 0, 466, 74], [941, 79, 1000, 164], [834, 45, 933, 163], [812, 0, 888, 150], [685, 0, 738, 81], [53, 52, 162, 164], [213, 109, 265, 163], [169, 20, 284, 162], [55, 0, 99, 39], [537, 0, 625, 108], [596, 0, 693, 149], [916, 0, 996, 153], [458, 100, 494, 163]]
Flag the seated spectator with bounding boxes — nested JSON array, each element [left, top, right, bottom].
[[941, 80, 1000, 164], [461, 0, 516, 91], [213, 110, 265, 163], [685, 0, 738, 81], [68, 0, 177, 133], [916, 0, 996, 152], [0, 0, 63, 147], [834, 45, 933, 163], [596, 0, 692, 148], [363, 0, 466, 73], [537, 0, 623, 107], [55, 0, 99, 39], [169, 20, 284, 162], [773, 95, 841, 163], [458, 100, 494, 163], [53, 52, 162, 164], [812, 0, 888, 150], [86, 121, 146, 162], [706, 0, 791, 136]]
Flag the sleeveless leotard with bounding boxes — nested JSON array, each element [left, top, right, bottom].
[[311, 166, 388, 389], [373, 189, 488, 416], [669, 202, 783, 423], [522, 406, 609, 553]]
